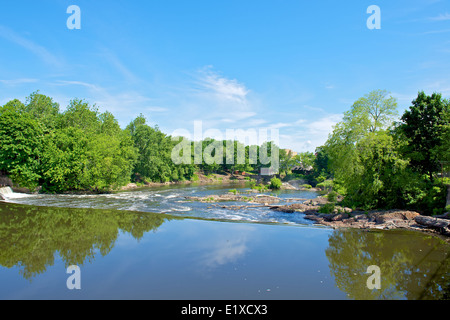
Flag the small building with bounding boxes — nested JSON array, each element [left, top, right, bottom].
[[291, 164, 313, 174]]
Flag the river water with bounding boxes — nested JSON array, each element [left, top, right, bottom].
[[0, 183, 319, 225], [0, 183, 449, 300]]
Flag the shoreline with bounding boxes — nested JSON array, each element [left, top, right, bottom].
[[3, 174, 449, 238], [270, 197, 450, 238]]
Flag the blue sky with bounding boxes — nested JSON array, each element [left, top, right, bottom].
[[1, 0, 449, 152]]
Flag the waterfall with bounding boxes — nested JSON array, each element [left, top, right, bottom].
[[0, 186, 30, 200], [0, 186, 13, 195]]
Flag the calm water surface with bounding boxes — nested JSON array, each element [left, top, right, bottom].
[[0, 184, 449, 300]]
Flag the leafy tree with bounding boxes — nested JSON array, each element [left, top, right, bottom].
[[313, 146, 331, 182], [326, 90, 399, 184], [396, 91, 448, 181], [0, 107, 44, 189], [1, 99, 26, 114], [60, 98, 100, 133], [40, 127, 88, 192], [25, 91, 60, 129], [342, 131, 412, 209]]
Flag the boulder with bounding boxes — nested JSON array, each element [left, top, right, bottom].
[[435, 212, 450, 220], [368, 210, 420, 224], [415, 216, 450, 235], [331, 213, 350, 221]]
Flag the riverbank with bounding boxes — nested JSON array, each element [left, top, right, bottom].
[[271, 196, 450, 237], [184, 189, 450, 237], [120, 172, 249, 191]]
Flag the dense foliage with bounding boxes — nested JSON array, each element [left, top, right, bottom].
[[316, 90, 449, 215], [0, 92, 281, 192]]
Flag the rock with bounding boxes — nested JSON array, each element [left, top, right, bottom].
[[304, 214, 323, 222], [368, 210, 420, 224], [415, 216, 450, 235], [331, 213, 350, 221], [120, 183, 138, 191], [281, 182, 298, 190], [435, 212, 450, 220]]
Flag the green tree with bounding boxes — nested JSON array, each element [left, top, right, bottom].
[[0, 107, 44, 189], [396, 92, 449, 181], [25, 91, 60, 129]]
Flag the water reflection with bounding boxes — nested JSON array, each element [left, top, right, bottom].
[[326, 229, 450, 300], [0, 202, 176, 280]]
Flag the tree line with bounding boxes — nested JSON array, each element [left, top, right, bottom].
[[309, 89, 449, 215], [0, 91, 281, 193]]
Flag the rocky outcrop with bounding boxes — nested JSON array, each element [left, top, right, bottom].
[[185, 193, 282, 205], [270, 197, 449, 236], [415, 215, 450, 235], [308, 210, 422, 232]]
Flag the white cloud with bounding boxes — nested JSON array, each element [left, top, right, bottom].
[[195, 67, 250, 105], [277, 113, 343, 152]]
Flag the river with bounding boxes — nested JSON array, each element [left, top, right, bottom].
[[0, 183, 449, 299]]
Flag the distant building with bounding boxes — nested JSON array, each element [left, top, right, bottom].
[[282, 149, 298, 158]]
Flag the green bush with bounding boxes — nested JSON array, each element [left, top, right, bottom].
[[327, 191, 338, 203], [269, 177, 282, 190], [318, 203, 335, 214], [316, 179, 333, 191], [301, 184, 312, 189], [229, 189, 238, 195]]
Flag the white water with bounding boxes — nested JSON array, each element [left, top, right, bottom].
[[0, 187, 31, 200], [1, 184, 319, 225]]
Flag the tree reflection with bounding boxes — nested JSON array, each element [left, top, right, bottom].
[[0, 202, 177, 280], [326, 229, 450, 300]]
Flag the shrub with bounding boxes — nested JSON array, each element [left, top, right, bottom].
[[301, 184, 312, 189], [327, 191, 338, 203], [316, 179, 333, 191], [269, 177, 282, 190], [229, 189, 238, 195], [318, 203, 335, 214]]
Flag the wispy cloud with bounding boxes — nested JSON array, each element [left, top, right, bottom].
[[194, 66, 250, 105], [0, 25, 64, 68], [0, 78, 39, 85], [50, 80, 159, 126], [145, 106, 169, 112], [99, 48, 140, 83], [276, 113, 343, 152], [428, 12, 450, 21], [418, 28, 450, 35]]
